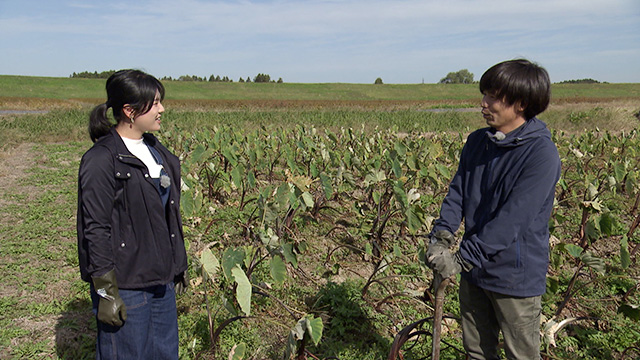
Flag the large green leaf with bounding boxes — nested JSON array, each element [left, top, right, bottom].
[[618, 304, 640, 321], [364, 169, 386, 187], [247, 170, 256, 189], [201, 248, 220, 281], [222, 294, 238, 316], [620, 234, 631, 269], [319, 172, 333, 199], [181, 189, 195, 217], [190, 144, 208, 164], [306, 315, 324, 345], [392, 157, 402, 178], [435, 164, 451, 180], [228, 343, 246, 360], [393, 181, 408, 208], [222, 248, 246, 281], [270, 255, 287, 285], [259, 227, 279, 249], [584, 219, 600, 241], [405, 204, 427, 234], [222, 146, 239, 167], [586, 182, 598, 201], [231, 266, 252, 316], [231, 163, 245, 190], [301, 191, 314, 208], [598, 212, 616, 236], [288, 315, 323, 347], [580, 251, 605, 274], [564, 244, 583, 258], [407, 154, 418, 171], [394, 141, 407, 157], [282, 243, 298, 268], [613, 161, 626, 182], [290, 316, 306, 341]]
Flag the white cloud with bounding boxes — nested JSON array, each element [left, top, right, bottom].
[[0, 0, 638, 82]]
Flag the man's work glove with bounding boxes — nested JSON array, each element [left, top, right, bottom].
[[429, 249, 473, 278], [426, 230, 455, 267], [174, 271, 189, 296], [92, 269, 127, 327]]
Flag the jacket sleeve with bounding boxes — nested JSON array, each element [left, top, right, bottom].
[[431, 140, 470, 236], [78, 147, 116, 277], [459, 140, 560, 269]]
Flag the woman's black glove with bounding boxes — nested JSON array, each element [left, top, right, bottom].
[[174, 271, 189, 295], [92, 269, 127, 326]]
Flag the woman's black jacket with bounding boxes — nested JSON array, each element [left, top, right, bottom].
[[77, 127, 187, 289]]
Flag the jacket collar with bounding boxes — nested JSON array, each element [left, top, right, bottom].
[[108, 127, 145, 167], [486, 117, 551, 148]]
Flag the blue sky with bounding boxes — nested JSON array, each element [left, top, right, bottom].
[[1, 0, 639, 83]]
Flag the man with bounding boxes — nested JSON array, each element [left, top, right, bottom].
[[426, 59, 561, 359]]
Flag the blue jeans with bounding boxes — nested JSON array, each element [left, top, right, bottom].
[[90, 282, 178, 360]]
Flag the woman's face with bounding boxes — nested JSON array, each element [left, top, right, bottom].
[[132, 92, 164, 133]]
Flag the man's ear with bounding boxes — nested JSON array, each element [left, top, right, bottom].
[[515, 101, 526, 115]]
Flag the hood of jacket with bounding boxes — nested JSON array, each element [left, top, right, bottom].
[[486, 117, 552, 148]]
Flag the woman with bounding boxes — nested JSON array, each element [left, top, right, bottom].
[[77, 69, 188, 359]]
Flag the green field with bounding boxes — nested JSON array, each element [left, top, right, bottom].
[[2, 75, 640, 102], [1, 76, 639, 359]]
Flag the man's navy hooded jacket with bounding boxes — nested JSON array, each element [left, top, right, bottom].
[[432, 117, 561, 297]]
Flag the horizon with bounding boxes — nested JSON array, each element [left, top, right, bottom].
[[1, 73, 635, 85]]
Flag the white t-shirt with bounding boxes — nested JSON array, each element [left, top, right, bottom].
[[120, 137, 163, 178]]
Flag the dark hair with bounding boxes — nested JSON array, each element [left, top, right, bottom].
[[479, 59, 550, 120], [88, 69, 165, 142]]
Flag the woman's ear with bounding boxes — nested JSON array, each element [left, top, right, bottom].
[[122, 104, 134, 119]]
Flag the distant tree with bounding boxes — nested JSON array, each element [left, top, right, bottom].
[[374, 77, 383, 85], [239, 77, 245, 83], [254, 73, 271, 83], [208, 75, 216, 82], [246, 77, 251, 83], [277, 77, 283, 83], [70, 70, 117, 79], [178, 75, 207, 81], [439, 69, 474, 84], [557, 78, 601, 84]]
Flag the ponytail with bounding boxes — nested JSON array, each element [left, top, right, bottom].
[[88, 103, 113, 142]]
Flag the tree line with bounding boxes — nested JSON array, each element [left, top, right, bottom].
[[556, 78, 603, 84], [71, 70, 602, 85], [70, 71, 283, 83]]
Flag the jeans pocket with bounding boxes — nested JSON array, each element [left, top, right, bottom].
[[118, 288, 149, 310]]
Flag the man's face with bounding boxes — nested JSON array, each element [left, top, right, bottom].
[[481, 93, 525, 134]]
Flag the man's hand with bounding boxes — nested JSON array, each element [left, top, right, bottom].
[[426, 230, 455, 266], [92, 270, 127, 327], [174, 271, 189, 295], [429, 250, 473, 278]]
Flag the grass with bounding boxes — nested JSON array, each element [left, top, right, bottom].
[[0, 141, 92, 359], [2, 75, 640, 102], [1, 78, 639, 359]]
